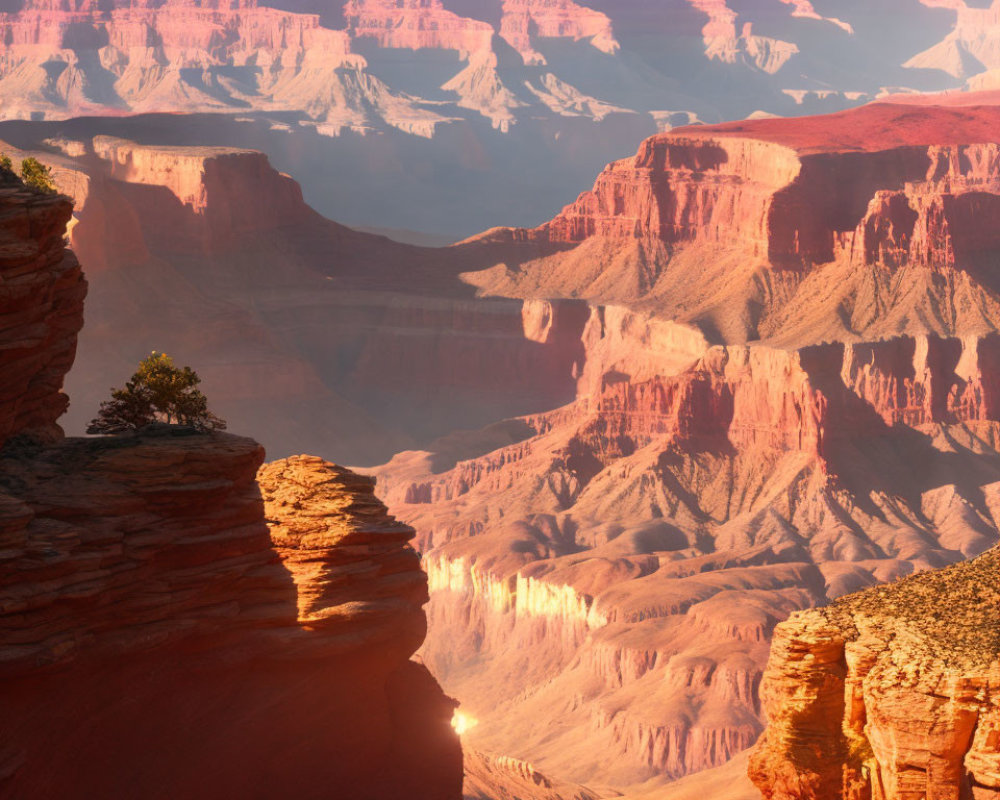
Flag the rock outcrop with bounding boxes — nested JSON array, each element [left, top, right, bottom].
[[0, 177, 83, 446], [1, 431, 462, 799], [466, 102, 1000, 344], [749, 547, 1000, 800], [0, 167, 462, 798]]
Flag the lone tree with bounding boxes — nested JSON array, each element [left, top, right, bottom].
[[88, 352, 226, 434], [19, 157, 56, 194]]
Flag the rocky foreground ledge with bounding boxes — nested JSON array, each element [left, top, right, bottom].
[[749, 548, 1000, 799], [0, 432, 461, 799]]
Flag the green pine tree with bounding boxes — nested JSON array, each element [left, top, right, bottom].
[[87, 352, 226, 434]]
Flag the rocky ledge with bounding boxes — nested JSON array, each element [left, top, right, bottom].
[[0, 436, 462, 799], [749, 548, 1000, 800]]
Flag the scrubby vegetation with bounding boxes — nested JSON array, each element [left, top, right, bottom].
[[823, 548, 1000, 668], [88, 352, 226, 434], [19, 157, 56, 193]]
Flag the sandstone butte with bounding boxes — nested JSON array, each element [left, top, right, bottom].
[[360, 98, 1000, 796], [0, 173, 462, 796], [749, 547, 1000, 800]]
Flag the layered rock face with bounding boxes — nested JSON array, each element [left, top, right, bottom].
[[1, 433, 462, 799], [0, 170, 462, 798], [345, 0, 494, 54], [467, 102, 1000, 344], [0, 134, 588, 463], [749, 548, 1000, 800], [0, 0, 980, 242], [3, 0, 999, 247], [357, 101, 1000, 796], [497, 0, 618, 64], [371, 314, 1000, 790], [0, 177, 84, 445]]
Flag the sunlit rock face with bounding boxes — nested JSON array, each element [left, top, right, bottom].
[[466, 102, 1000, 344], [749, 548, 1000, 800], [0, 0, 985, 243], [374, 325, 1000, 789], [0, 0, 975, 139], [0, 178, 462, 799], [364, 99, 1000, 794]]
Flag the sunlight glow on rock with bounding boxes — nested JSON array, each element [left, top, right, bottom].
[[451, 709, 479, 736]]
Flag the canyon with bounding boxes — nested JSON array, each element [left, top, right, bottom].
[[4, 95, 999, 797], [358, 100, 1000, 797], [0, 149, 462, 797], [1, 73, 999, 800], [0, 130, 588, 463], [0, 0, 984, 239]]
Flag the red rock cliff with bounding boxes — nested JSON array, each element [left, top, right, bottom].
[[462, 103, 1000, 345], [0, 173, 462, 798], [0, 178, 84, 446], [1, 434, 462, 799]]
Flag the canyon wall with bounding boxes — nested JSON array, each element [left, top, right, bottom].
[[749, 548, 1000, 800], [0, 166, 462, 798], [0, 0, 979, 242], [0, 135, 590, 463], [372, 320, 1000, 789], [465, 103, 1000, 345]]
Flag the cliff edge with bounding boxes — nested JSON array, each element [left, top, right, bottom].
[[0, 167, 462, 798], [749, 548, 1000, 800]]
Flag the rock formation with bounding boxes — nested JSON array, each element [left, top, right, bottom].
[[467, 102, 1000, 344], [7, 75, 1000, 800], [0, 161, 462, 798], [372, 322, 1000, 790], [360, 99, 1000, 794], [0, 173, 84, 446], [0, 0, 963, 129], [749, 547, 1000, 800], [0, 133, 588, 463], [0, 0, 984, 242]]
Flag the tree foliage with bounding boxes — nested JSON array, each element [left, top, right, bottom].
[[87, 352, 226, 435], [20, 157, 56, 194], [0, 153, 12, 172]]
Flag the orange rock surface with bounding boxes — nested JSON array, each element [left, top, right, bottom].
[[749, 548, 1000, 800]]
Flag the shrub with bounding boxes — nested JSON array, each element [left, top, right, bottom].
[[87, 352, 226, 435], [20, 157, 56, 193]]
